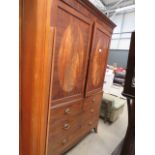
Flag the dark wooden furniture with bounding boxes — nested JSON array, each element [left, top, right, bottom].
[[112, 32, 135, 155], [20, 0, 115, 155], [121, 32, 135, 155]]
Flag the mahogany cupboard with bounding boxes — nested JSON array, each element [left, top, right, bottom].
[[20, 0, 116, 155]]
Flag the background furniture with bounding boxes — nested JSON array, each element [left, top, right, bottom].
[[121, 32, 135, 155], [100, 94, 125, 122], [113, 68, 126, 86], [103, 68, 115, 93], [112, 32, 135, 155], [20, 0, 115, 155]]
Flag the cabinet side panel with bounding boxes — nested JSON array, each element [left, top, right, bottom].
[[20, 0, 55, 155]]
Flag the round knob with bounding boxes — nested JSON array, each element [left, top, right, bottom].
[[90, 108, 94, 113], [92, 98, 95, 102], [64, 123, 70, 130], [64, 108, 70, 114], [88, 121, 92, 126], [62, 139, 67, 145], [99, 48, 102, 53]]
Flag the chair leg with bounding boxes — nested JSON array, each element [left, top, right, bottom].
[[94, 126, 98, 133]]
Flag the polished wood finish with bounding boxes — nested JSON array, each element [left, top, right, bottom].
[[123, 32, 135, 99], [82, 92, 103, 132], [51, 2, 92, 104], [47, 92, 103, 155], [20, 0, 54, 155], [20, 0, 115, 155], [121, 32, 135, 155], [112, 100, 135, 155], [86, 23, 111, 96], [121, 99, 135, 155]]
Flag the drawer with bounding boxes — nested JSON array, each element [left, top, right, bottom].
[[51, 100, 83, 121], [48, 100, 83, 136], [81, 111, 99, 134], [49, 114, 81, 137], [82, 117, 99, 131], [83, 92, 103, 115], [47, 100, 83, 155], [84, 92, 103, 104], [81, 92, 103, 132], [47, 122, 84, 155]]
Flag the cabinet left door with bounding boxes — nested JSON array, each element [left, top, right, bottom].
[[50, 1, 92, 105]]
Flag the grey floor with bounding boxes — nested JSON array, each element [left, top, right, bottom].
[[66, 85, 128, 155]]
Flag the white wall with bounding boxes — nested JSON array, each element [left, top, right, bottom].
[[110, 11, 135, 50]]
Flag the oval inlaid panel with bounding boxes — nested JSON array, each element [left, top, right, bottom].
[[58, 25, 84, 92], [92, 39, 103, 86]]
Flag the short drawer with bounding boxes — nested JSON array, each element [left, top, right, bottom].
[[50, 99, 83, 121], [83, 92, 103, 114], [83, 117, 98, 129], [81, 112, 99, 134], [47, 130, 75, 155], [49, 113, 81, 137]]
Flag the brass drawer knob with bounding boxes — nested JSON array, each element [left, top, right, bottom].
[[92, 98, 96, 102], [64, 108, 70, 114], [64, 123, 70, 130], [88, 121, 92, 126], [62, 139, 67, 145], [99, 48, 102, 53], [90, 108, 94, 113]]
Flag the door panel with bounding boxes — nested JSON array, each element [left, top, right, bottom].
[[86, 23, 111, 96], [51, 2, 92, 104]]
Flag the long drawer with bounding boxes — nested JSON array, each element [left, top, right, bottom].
[[49, 114, 81, 137], [50, 99, 83, 121]]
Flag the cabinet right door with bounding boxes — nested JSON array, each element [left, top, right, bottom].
[[86, 23, 112, 96]]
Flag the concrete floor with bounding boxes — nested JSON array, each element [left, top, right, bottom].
[[66, 85, 128, 155]]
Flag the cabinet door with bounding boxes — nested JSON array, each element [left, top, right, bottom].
[[51, 2, 92, 105], [86, 23, 112, 96]]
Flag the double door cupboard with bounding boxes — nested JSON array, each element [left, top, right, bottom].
[[20, 0, 116, 155]]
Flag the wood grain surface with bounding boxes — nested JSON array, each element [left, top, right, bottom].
[[20, 0, 115, 155]]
